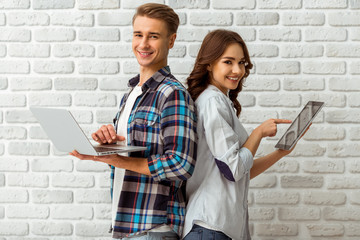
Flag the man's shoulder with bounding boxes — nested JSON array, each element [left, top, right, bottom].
[[157, 75, 188, 96]]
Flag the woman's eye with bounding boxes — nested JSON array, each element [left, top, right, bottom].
[[224, 61, 232, 64]]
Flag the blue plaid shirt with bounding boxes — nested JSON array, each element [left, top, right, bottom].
[[110, 66, 197, 238]]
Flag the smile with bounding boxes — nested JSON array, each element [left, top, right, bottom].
[[227, 76, 240, 81], [138, 51, 153, 57]]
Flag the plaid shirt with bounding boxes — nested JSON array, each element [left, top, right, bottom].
[[110, 66, 197, 238]]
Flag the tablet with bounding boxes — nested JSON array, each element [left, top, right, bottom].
[[275, 101, 324, 150]]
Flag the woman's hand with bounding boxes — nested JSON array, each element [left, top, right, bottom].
[[92, 124, 125, 144], [256, 119, 292, 138]]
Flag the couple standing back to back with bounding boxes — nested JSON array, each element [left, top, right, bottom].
[[71, 3, 302, 240]]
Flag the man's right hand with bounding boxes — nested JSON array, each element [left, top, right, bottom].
[[92, 124, 125, 144]]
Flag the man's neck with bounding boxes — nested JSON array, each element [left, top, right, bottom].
[[138, 64, 166, 86]]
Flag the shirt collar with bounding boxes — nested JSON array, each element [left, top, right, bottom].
[[208, 84, 234, 107], [128, 66, 171, 92]]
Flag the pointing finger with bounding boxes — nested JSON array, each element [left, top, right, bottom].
[[273, 119, 292, 124]]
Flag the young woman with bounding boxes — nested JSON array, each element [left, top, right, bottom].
[[183, 29, 305, 240]]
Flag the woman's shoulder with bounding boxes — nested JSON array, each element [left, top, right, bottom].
[[196, 85, 231, 108]]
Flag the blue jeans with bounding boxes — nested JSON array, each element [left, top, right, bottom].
[[117, 231, 179, 240], [183, 224, 232, 240]]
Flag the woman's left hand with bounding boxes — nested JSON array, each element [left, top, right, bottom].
[[278, 123, 312, 155]]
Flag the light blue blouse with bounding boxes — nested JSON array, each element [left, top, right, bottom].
[[184, 85, 254, 240]]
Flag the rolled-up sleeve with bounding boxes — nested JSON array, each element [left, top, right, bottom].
[[148, 89, 197, 182], [201, 95, 253, 182]]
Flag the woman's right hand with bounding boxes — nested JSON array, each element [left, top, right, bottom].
[[92, 124, 125, 144], [256, 119, 292, 138]]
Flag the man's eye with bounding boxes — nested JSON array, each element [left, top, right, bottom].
[[149, 35, 158, 39], [134, 34, 142, 37]]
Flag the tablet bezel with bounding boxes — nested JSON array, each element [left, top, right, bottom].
[[275, 101, 324, 150]]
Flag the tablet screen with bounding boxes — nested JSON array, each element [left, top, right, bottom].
[[275, 101, 324, 150]]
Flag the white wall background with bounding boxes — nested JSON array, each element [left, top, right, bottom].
[[0, 0, 359, 239]]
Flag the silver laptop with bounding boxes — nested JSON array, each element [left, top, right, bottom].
[[30, 107, 147, 156]]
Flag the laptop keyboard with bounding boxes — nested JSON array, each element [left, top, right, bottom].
[[94, 146, 120, 152]]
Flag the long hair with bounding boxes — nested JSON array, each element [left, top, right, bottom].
[[186, 29, 253, 117]]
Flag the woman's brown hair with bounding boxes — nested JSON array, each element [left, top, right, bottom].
[[186, 29, 253, 117]]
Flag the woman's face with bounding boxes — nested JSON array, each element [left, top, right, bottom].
[[207, 43, 246, 95]]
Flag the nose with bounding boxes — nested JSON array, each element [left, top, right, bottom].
[[139, 37, 149, 49], [232, 64, 242, 74]]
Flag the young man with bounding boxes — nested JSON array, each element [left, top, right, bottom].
[[70, 3, 197, 240]]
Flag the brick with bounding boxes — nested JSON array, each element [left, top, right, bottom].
[[78, 60, 119, 74], [0, 189, 28, 203], [330, 77, 360, 91], [6, 110, 37, 123], [349, 127, 360, 140], [34, 60, 74, 74], [283, 77, 324, 91], [247, 44, 278, 57], [75, 223, 111, 237], [281, 44, 323, 58], [75, 189, 111, 203], [0, 14, 4, 25], [7, 205, 49, 219], [79, 28, 120, 42], [95, 205, 111, 220], [169, 0, 209, 8], [303, 160, 344, 173], [190, 12, 232, 26], [35, 29, 75, 42], [255, 191, 299, 205], [265, 160, 299, 173], [307, 224, 344, 237], [282, 12, 325, 26], [258, 0, 301, 9], [238, 94, 255, 107], [95, 109, 119, 123], [54, 78, 97, 90], [290, 143, 326, 157], [0, 205, 3, 217], [239, 110, 278, 124], [52, 174, 94, 188], [74, 93, 116, 107], [32, 190, 73, 203], [169, 45, 186, 57], [32, 158, 73, 172], [324, 207, 360, 221], [0, 126, 27, 139], [53, 44, 95, 58], [8, 12, 49, 26], [71, 110, 93, 124], [328, 177, 360, 189], [0, 0, 30, 9], [98, 44, 133, 58], [346, 224, 360, 236], [212, 0, 255, 9], [279, 207, 321, 220], [51, 12, 93, 26], [176, 28, 209, 42], [98, 12, 133, 26], [303, 61, 345, 74], [350, 61, 360, 74], [303, 191, 346, 205], [76, 160, 111, 172], [9, 44, 50, 58], [78, 0, 120, 9], [0, 222, 29, 236], [259, 28, 301, 41], [250, 175, 276, 188], [281, 175, 323, 188], [350, 192, 360, 205], [349, 93, 360, 107], [350, 0, 360, 8], [31, 222, 73, 236], [33, 0, 74, 9], [327, 44, 360, 57], [304, 126, 345, 140], [11, 77, 52, 91], [29, 126, 47, 139], [0, 94, 26, 107], [98, 77, 127, 91], [248, 207, 275, 220], [52, 205, 93, 220], [256, 61, 300, 74], [8, 142, 49, 156], [258, 93, 300, 107], [243, 77, 280, 91], [0, 61, 29, 74], [0, 158, 28, 171], [352, 28, 360, 41], [29, 93, 72, 106], [168, 60, 193, 74], [305, 28, 347, 42], [303, 93, 345, 107], [0, 78, 7, 90], [328, 143, 360, 157], [329, 12, 360, 26], [327, 110, 360, 123], [304, 0, 347, 8], [0, 144, 4, 155], [98, 172, 111, 188], [122, 0, 164, 9], [256, 223, 298, 236], [8, 173, 48, 188], [236, 12, 278, 26]]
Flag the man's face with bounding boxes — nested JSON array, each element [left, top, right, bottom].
[[132, 16, 176, 72]]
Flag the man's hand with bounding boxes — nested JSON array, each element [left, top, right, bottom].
[[92, 124, 125, 144]]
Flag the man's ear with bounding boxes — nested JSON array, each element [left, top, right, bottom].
[[168, 33, 176, 49]]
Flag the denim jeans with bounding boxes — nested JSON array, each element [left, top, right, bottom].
[[117, 231, 179, 240], [183, 224, 232, 240]]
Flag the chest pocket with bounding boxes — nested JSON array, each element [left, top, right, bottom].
[[131, 112, 161, 148]]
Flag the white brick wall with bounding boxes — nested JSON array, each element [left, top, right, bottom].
[[0, 0, 359, 239]]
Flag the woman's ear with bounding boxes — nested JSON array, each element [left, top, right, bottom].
[[207, 64, 212, 72]]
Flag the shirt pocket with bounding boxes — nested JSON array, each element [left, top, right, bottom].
[[132, 113, 161, 150]]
